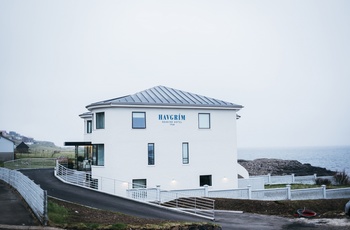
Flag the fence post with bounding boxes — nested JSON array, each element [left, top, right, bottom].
[[268, 173, 271, 184], [43, 190, 48, 225], [314, 173, 317, 183], [247, 185, 252, 199], [291, 174, 295, 183], [156, 185, 161, 203], [204, 185, 209, 197], [286, 184, 291, 200], [322, 185, 326, 199]]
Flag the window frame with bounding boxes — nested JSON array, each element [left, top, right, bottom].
[[198, 113, 211, 129], [148, 143, 155, 165], [132, 112, 146, 129], [92, 144, 104, 166], [132, 179, 147, 189], [182, 142, 189, 164], [96, 112, 105, 129], [199, 175, 212, 187], [87, 120, 92, 133]]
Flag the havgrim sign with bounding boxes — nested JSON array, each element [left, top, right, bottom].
[[158, 114, 186, 125]]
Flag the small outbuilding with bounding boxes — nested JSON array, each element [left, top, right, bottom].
[[0, 133, 15, 161], [15, 142, 30, 153]]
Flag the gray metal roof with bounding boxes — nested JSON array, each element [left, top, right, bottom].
[[86, 86, 243, 109]]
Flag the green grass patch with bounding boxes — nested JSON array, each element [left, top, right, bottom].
[[48, 201, 69, 225], [0, 161, 4, 167]]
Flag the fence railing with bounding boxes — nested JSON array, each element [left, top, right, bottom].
[[55, 162, 215, 220], [0, 167, 47, 225], [4, 158, 56, 170], [244, 174, 336, 189]]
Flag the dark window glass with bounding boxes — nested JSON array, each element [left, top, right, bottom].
[[200, 175, 212, 186], [92, 144, 104, 166], [87, 120, 92, 133], [148, 143, 155, 165], [96, 112, 105, 129], [132, 179, 147, 188]]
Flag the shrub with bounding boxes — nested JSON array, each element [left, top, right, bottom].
[[315, 178, 332, 186], [333, 170, 350, 185]]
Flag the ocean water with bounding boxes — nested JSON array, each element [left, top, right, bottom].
[[238, 146, 350, 175]]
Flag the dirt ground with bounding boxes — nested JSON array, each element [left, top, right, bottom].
[[214, 198, 349, 218], [48, 197, 350, 229]]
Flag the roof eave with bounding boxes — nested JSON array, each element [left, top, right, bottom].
[[86, 102, 243, 111]]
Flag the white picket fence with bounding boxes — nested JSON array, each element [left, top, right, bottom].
[[0, 167, 48, 225]]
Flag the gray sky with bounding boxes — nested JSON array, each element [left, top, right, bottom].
[[1, 0, 349, 148]]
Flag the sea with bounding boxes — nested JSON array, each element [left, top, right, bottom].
[[238, 146, 350, 175]]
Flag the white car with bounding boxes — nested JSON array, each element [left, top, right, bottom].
[[346, 200, 350, 216]]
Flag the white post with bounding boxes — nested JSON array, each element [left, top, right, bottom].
[[268, 173, 271, 184], [322, 185, 326, 199], [286, 184, 291, 200], [247, 185, 252, 199], [291, 174, 295, 183], [204, 185, 209, 197], [156, 185, 161, 203]]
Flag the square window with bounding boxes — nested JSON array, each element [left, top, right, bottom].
[[132, 112, 146, 129], [200, 175, 212, 186], [96, 112, 105, 129], [132, 179, 147, 189], [198, 113, 210, 129]]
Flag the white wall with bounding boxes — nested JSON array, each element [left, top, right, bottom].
[[0, 137, 13, 152], [87, 106, 245, 191]]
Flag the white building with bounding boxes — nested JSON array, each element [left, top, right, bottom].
[[0, 132, 15, 161], [74, 86, 248, 194]]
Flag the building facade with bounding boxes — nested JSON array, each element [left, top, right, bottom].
[[78, 86, 248, 193], [0, 133, 15, 161]]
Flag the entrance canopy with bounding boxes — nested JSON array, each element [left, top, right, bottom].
[[64, 141, 92, 146]]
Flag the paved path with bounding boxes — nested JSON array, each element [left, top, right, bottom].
[[0, 180, 39, 226]]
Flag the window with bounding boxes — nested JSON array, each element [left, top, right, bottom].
[[92, 144, 104, 166], [96, 112, 105, 129], [198, 113, 210, 129], [87, 120, 92, 133], [132, 179, 147, 189], [200, 175, 212, 186], [182, 142, 189, 164], [132, 112, 146, 129], [148, 143, 155, 165]]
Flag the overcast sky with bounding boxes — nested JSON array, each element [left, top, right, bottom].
[[1, 0, 349, 148]]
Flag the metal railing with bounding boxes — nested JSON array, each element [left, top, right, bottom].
[[0, 167, 47, 225], [127, 186, 215, 220], [55, 162, 215, 220]]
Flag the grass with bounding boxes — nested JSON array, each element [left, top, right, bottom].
[[48, 201, 69, 225], [47, 199, 219, 230]]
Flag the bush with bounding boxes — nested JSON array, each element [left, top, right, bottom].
[[333, 170, 350, 185], [315, 178, 332, 186]]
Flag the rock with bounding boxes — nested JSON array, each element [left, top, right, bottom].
[[238, 158, 336, 176]]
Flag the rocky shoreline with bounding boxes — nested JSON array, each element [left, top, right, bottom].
[[238, 158, 337, 176]]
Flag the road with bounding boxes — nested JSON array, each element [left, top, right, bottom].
[[21, 169, 338, 229]]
